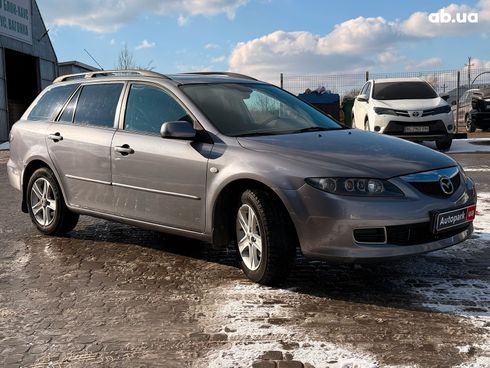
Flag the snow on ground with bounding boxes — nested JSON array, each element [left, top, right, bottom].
[[201, 282, 380, 368], [407, 192, 490, 368], [423, 138, 490, 153]]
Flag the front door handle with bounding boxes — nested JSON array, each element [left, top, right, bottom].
[[48, 132, 63, 142], [114, 144, 134, 155]]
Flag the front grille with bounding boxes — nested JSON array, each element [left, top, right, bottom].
[[409, 174, 461, 198], [386, 222, 470, 246], [384, 120, 447, 135]]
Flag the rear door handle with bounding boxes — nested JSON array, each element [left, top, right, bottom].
[[48, 132, 63, 142], [114, 144, 134, 155]]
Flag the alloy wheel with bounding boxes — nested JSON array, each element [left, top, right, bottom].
[[236, 204, 262, 271], [30, 178, 57, 226]]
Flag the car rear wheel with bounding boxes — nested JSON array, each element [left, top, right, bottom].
[[435, 136, 453, 151], [27, 168, 79, 235], [235, 189, 296, 285], [465, 114, 476, 133]]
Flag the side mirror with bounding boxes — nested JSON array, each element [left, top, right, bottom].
[[356, 94, 368, 102], [451, 100, 457, 106], [440, 93, 449, 101], [160, 121, 196, 139]]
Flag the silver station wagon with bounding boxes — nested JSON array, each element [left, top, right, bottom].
[[7, 70, 477, 285]]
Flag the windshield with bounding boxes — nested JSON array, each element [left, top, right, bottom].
[[180, 83, 342, 136], [372, 81, 438, 100]]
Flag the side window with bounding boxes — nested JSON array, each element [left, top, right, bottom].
[[73, 84, 123, 128], [360, 82, 368, 96], [58, 88, 81, 123], [124, 84, 192, 135], [365, 82, 372, 98], [28, 84, 79, 121]]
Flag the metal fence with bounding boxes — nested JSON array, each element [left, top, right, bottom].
[[281, 67, 490, 101], [281, 67, 490, 133]]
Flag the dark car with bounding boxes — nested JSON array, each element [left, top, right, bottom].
[[455, 88, 490, 132]]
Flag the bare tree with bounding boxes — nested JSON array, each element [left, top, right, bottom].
[[116, 43, 154, 71]]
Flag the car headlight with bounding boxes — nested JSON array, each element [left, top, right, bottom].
[[305, 177, 404, 197], [431, 105, 451, 114], [374, 107, 398, 116]]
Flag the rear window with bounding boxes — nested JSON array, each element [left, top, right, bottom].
[[372, 81, 437, 100], [73, 84, 123, 128], [28, 84, 79, 121]]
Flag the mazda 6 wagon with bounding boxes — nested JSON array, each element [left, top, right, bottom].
[[7, 70, 477, 284]]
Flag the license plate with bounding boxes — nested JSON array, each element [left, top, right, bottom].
[[404, 126, 429, 133], [433, 205, 476, 233]]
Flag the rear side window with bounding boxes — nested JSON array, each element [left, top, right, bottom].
[[73, 84, 123, 128], [28, 84, 79, 121]]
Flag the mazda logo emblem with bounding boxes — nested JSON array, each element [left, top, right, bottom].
[[439, 176, 454, 195], [412, 111, 420, 117]]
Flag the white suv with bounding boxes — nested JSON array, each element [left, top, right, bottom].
[[352, 78, 454, 150]]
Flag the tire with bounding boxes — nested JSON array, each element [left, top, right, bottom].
[[435, 136, 453, 151], [465, 114, 476, 133], [26, 167, 79, 235], [234, 189, 296, 285], [364, 118, 370, 131]]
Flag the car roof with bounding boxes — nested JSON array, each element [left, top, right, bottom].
[[53, 70, 264, 86], [370, 77, 428, 83]]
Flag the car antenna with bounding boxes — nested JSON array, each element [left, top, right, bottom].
[[83, 48, 104, 70]]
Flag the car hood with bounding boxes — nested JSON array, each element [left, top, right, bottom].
[[373, 97, 445, 110], [237, 129, 456, 179]]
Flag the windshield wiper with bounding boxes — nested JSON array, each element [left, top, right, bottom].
[[289, 127, 336, 134]]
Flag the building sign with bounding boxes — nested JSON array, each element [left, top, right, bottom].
[[0, 0, 32, 44]]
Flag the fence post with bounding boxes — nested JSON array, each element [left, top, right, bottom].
[[365, 71, 369, 82], [456, 71, 460, 134], [280, 73, 283, 89]]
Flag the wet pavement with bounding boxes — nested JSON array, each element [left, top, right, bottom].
[[0, 150, 489, 368]]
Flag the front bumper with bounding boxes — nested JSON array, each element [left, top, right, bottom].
[[471, 111, 490, 129], [374, 112, 453, 141], [285, 174, 476, 262]]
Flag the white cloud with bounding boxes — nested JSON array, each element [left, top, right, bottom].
[[211, 55, 226, 63], [205, 43, 220, 49], [136, 39, 156, 50], [229, 1, 490, 82], [39, 0, 249, 33], [405, 57, 443, 70], [109, 39, 116, 46]]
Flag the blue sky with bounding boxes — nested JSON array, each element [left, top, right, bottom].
[[39, 0, 490, 82]]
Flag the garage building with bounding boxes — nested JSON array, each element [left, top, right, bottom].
[[0, 0, 57, 142]]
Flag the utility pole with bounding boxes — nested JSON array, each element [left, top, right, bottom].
[[465, 56, 474, 87]]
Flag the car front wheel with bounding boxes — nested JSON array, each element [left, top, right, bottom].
[[27, 167, 79, 235], [235, 189, 296, 285], [435, 136, 453, 151]]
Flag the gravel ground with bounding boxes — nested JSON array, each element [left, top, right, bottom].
[[0, 150, 489, 368]]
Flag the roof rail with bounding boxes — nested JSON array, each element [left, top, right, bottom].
[[53, 70, 170, 83], [184, 72, 257, 81]]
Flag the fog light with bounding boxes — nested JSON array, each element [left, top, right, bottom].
[[374, 126, 381, 132], [448, 124, 453, 131]]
